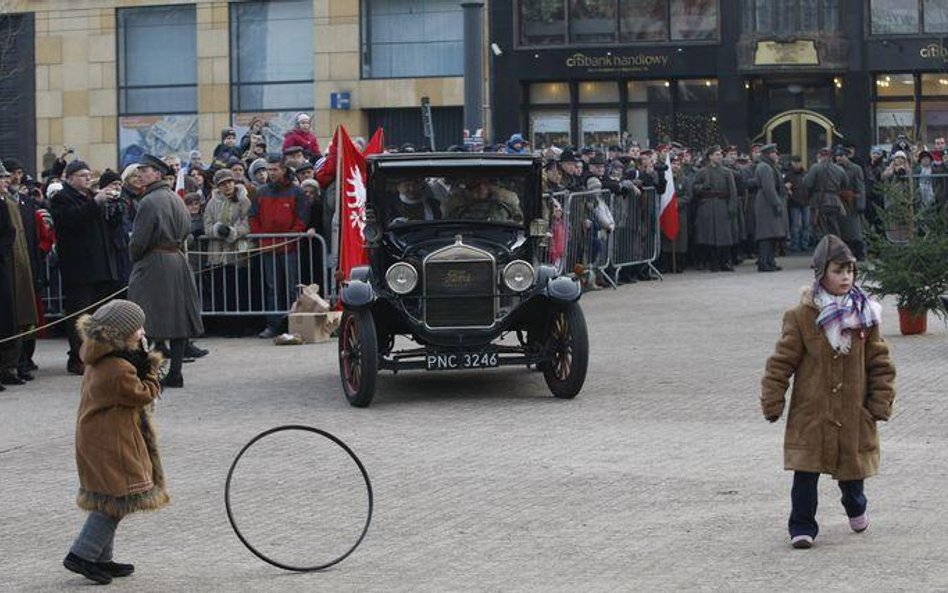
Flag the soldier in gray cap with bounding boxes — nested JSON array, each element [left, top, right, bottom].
[[833, 146, 867, 260], [804, 147, 848, 239], [753, 144, 789, 272], [691, 145, 737, 271]]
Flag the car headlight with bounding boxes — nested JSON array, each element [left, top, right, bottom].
[[503, 260, 535, 293], [385, 262, 418, 295]]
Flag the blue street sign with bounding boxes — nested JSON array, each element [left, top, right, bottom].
[[330, 92, 351, 110]]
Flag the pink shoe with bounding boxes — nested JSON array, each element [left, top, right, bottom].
[[849, 512, 870, 533], [791, 535, 814, 549]]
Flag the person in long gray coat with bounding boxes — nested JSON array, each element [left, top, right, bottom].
[[754, 144, 789, 272], [127, 155, 204, 388], [691, 145, 737, 271], [804, 147, 848, 239], [834, 147, 866, 260]]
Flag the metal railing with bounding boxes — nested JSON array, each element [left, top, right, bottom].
[[608, 186, 661, 281], [39, 232, 333, 319]]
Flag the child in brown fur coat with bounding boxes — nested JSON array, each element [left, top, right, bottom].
[[63, 299, 167, 585]]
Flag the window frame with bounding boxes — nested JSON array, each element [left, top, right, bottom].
[[360, 0, 465, 80], [514, 0, 720, 49], [116, 4, 198, 116], [866, 0, 948, 37], [229, 0, 315, 113], [741, 0, 839, 34]]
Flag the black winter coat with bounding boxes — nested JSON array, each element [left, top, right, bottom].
[[49, 183, 122, 288]]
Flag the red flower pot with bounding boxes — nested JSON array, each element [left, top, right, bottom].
[[898, 307, 927, 335]]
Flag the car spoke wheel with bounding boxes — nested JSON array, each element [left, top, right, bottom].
[[542, 303, 588, 399], [338, 310, 378, 407]]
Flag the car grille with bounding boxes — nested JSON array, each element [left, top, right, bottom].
[[425, 258, 494, 328]]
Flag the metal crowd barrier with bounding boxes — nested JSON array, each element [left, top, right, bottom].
[[608, 186, 661, 281], [879, 174, 948, 244], [562, 189, 615, 287], [39, 232, 333, 320]]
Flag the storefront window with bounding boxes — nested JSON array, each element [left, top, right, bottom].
[[570, 0, 616, 44], [362, 0, 462, 78], [870, 0, 920, 34], [530, 82, 571, 105], [875, 74, 915, 97], [925, 0, 948, 33], [579, 109, 620, 148], [921, 74, 948, 97], [875, 103, 915, 146], [627, 80, 671, 102], [578, 81, 620, 103], [519, 0, 567, 46], [626, 108, 649, 144], [677, 79, 717, 103], [619, 0, 666, 42], [670, 0, 718, 39], [530, 112, 571, 148], [922, 104, 948, 146]]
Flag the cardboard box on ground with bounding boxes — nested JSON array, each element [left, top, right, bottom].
[[288, 284, 341, 343]]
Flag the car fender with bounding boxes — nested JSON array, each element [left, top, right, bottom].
[[542, 276, 581, 303], [341, 279, 375, 309], [348, 265, 371, 283]]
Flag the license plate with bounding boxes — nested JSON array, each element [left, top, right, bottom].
[[425, 351, 499, 371]]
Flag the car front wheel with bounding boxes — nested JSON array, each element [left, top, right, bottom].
[[542, 302, 589, 399], [338, 310, 378, 407]]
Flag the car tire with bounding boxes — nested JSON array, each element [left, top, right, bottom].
[[338, 310, 378, 408], [542, 302, 588, 399]]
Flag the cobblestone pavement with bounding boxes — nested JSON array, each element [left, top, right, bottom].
[[2, 255, 946, 592]]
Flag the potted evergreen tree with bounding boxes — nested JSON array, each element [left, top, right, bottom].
[[860, 180, 948, 335]]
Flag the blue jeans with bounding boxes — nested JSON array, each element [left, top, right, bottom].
[[789, 205, 811, 251], [70, 511, 120, 562], [262, 251, 299, 332], [789, 471, 866, 539]]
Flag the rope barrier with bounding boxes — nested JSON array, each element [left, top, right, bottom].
[[0, 235, 311, 346]]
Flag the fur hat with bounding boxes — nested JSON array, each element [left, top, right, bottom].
[[98, 169, 122, 189], [86, 300, 145, 342], [586, 176, 602, 191], [45, 181, 63, 198], [812, 234, 856, 280]]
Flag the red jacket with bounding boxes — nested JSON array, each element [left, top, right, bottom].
[[282, 128, 321, 159], [248, 182, 308, 252]]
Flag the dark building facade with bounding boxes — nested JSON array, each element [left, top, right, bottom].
[[490, 1, 948, 164]]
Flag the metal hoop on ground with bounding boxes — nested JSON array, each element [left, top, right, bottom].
[[224, 425, 374, 572]]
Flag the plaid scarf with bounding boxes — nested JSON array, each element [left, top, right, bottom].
[[813, 282, 882, 354]]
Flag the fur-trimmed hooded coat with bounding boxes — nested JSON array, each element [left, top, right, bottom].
[[75, 315, 168, 518], [761, 287, 896, 481]]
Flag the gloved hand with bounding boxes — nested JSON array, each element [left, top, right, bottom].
[[213, 222, 232, 239], [765, 416, 779, 423]]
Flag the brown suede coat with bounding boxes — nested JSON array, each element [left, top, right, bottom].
[[75, 315, 168, 518], [761, 287, 896, 481]]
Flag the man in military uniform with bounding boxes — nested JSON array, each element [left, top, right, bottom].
[[833, 145, 867, 260], [691, 145, 737, 271], [804, 147, 848, 239], [390, 178, 441, 222], [443, 177, 523, 223], [753, 144, 789, 272]]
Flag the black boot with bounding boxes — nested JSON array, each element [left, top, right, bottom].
[[97, 560, 135, 577], [161, 338, 187, 389], [63, 553, 112, 584]]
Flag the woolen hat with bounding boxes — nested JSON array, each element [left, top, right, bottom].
[[812, 234, 856, 280], [90, 299, 145, 340], [213, 168, 235, 186], [221, 127, 237, 140], [64, 159, 91, 177], [98, 169, 122, 188], [3, 158, 23, 172]]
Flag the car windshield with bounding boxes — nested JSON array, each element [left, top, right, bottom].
[[378, 174, 527, 228]]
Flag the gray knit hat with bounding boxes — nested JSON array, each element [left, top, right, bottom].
[[90, 299, 146, 339], [812, 234, 856, 280]]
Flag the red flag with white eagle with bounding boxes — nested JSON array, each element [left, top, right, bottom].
[[336, 126, 369, 283], [659, 153, 680, 240]]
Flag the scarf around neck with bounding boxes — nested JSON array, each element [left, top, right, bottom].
[[813, 281, 882, 354]]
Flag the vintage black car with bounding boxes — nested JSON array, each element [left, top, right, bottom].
[[337, 153, 588, 407]]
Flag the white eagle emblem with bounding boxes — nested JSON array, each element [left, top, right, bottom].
[[345, 165, 367, 238]]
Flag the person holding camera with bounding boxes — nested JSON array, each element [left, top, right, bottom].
[[50, 160, 125, 375], [203, 169, 252, 312]]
